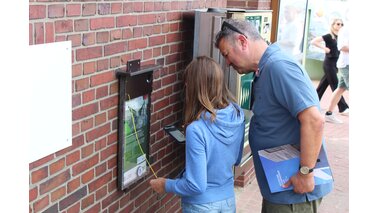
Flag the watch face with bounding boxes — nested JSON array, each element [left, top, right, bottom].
[[300, 166, 310, 174]]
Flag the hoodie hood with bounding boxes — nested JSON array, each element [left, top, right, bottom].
[[201, 103, 245, 145]]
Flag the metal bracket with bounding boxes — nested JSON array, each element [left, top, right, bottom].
[[127, 59, 141, 72]]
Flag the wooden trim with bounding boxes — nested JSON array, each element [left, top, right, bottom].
[[270, 0, 280, 42]]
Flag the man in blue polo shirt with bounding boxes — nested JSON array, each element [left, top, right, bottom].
[[215, 19, 333, 213]]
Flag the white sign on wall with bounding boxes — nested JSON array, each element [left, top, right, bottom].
[[27, 41, 72, 163]]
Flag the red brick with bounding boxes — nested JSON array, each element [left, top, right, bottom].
[[144, 2, 154, 12], [33, 195, 49, 212], [90, 17, 114, 30], [153, 47, 162, 57], [45, 22, 55, 43], [96, 31, 109, 43], [102, 190, 124, 209], [116, 15, 137, 27], [51, 186, 66, 202], [67, 4, 81, 17], [29, 24, 33, 45], [154, 1, 163, 11], [59, 186, 87, 211], [108, 108, 118, 120], [83, 61, 96, 75], [88, 172, 112, 193], [73, 118, 82, 136], [95, 112, 107, 126], [67, 34, 81, 47], [167, 12, 181, 21], [48, 4, 65, 18], [138, 14, 156, 24], [34, 23, 44, 44], [166, 32, 181, 43], [67, 177, 81, 193], [30, 5, 46, 20], [95, 185, 108, 201], [85, 123, 111, 142], [82, 3, 96, 16], [97, 59, 109, 71], [90, 71, 114, 87], [75, 77, 90, 92], [128, 38, 148, 51], [133, 2, 144, 12], [133, 26, 143, 38], [72, 155, 99, 176], [29, 187, 38, 202], [31, 166, 48, 184], [66, 150, 80, 166], [81, 143, 94, 159], [104, 41, 127, 56], [81, 117, 94, 132], [111, 3, 122, 14], [82, 169, 95, 184], [66, 202, 81, 213], [55, 20, 73, 33], [50, 158, 66, 175], [109, 201, 120, 213], [98, 3, 111, 15], [110, 29, 122, 41], [82, 89, 95, 104], [83, 32, 96, 46], [149, 35, 165, 46], [72, 102, 99, 121], [143, 49, 153, 60], [76, 46, 102, 61], [122, 28, 133, 40], [84, 203, 101, 213], [96, 86, 108, 99], [74, 19, 89, 32], [100, 143, 116, 161], [81, 194, 95, 210], [110, 56, 121, 68], [40, 170, 71, 195], [99, 95, 118, 110]]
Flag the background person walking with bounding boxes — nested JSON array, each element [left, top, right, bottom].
[[311, 18, 349, 118]]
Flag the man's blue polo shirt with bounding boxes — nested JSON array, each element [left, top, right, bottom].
[[249, 43, 333, 204]]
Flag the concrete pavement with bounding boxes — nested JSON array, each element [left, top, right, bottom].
[[235, 84, 349, 213]]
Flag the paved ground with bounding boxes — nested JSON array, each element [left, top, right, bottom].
[[235, 82, 349, 213]]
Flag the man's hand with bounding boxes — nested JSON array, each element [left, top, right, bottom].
[[149, 178, 167, 194], [282, 172, 315, 194]]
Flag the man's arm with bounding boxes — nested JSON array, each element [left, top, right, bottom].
[[283, 106, 324, 193]]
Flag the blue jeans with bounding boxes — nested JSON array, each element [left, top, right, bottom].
[[181, 197, 236, 213]]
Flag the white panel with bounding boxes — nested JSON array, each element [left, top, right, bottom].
[[27, 41, 72, 162]]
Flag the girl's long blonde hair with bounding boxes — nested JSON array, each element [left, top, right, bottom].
[[183, 56, 236, 127]]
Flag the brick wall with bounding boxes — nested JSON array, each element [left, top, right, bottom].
[[227, 0, 271, 9], [29, 0, 228, 212]]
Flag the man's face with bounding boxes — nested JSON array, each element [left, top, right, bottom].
[[218, 37, 248, 75]]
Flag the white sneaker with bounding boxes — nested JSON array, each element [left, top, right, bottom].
[[325, 114, 343, 124], [340, 108, 349, 116]]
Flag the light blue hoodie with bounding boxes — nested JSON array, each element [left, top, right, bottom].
[[165, 102, 245, 204]]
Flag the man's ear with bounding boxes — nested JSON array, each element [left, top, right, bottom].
[[238, 34, 248, 49]]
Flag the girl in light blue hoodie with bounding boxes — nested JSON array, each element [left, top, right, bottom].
[[150, 56, 245, 212]]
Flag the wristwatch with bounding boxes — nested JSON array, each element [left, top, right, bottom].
[[299, 166, 314, 175]]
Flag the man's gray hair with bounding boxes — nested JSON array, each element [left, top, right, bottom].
[[214, 19, 263, 48]]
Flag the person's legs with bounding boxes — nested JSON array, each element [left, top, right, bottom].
[[328, 87, 346, 113], [323, 59, 349, 112], [261, 198, 322, 213], [325, 66, 349, 123], [316, 70, 329, 100]]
